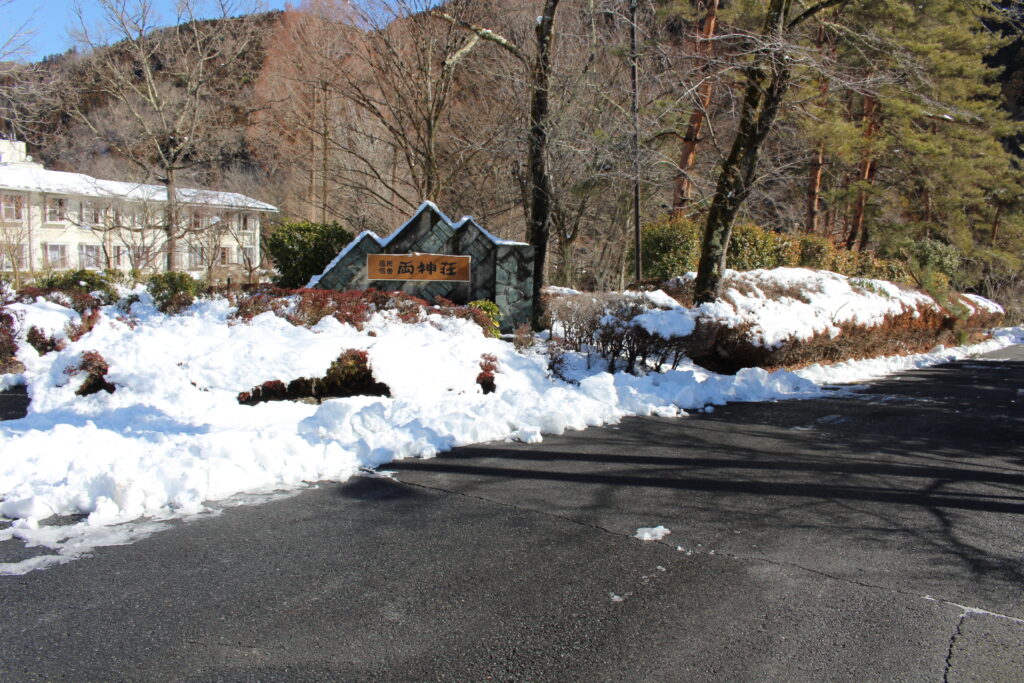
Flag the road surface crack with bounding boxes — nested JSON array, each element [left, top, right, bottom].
[[942, 611, 966, 682]]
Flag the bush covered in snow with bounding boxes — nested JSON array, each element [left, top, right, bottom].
[[476, 353, 499, 394], [66, 350, 115, 396], [25, 325, 64, 355], [15, 286, 106, 315], [545, 291, 692, 374], [238, 349, 390, 405], [547, 268, 1005, 374], [468, 299, 502, 338]]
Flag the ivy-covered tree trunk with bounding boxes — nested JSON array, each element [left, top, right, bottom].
[[693, 0, 794, 303]]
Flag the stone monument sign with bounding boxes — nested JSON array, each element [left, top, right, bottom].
[[307, 202, 534, 332]]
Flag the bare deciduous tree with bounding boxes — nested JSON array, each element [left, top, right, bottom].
[[67, 0, 266, 271]]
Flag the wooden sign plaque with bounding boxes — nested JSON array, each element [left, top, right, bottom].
[[367, 253, 471, 282]]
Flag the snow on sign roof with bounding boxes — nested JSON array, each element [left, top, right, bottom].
[[0, 157, 277, 212], [380, 200, 529, 247]]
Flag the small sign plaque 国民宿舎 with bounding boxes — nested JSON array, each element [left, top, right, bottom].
[[367, 253, 471, 282]]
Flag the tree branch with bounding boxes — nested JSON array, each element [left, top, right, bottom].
[[431, 11, 527, 64], [787, 0, 850, 29]]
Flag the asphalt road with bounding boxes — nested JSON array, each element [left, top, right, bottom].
[[0, 346, 1022, 681]]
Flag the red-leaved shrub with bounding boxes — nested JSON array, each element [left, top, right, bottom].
[[477, 353, 498, 394], [16, 286, 103, 314], [65, 350, 116, 396], [26, 326, 65, 355], [228, 287, 494, 337], [66, 308, 102, 342], [0, 303, 17, 371], [238, 349, 390, 406]]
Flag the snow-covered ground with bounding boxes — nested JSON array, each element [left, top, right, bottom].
[[1, 272, 1021, 575]]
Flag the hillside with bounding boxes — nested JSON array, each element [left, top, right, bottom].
[[1, 0, 1023, 314]]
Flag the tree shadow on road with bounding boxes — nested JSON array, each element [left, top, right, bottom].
[[390, 359, 1024, 603]]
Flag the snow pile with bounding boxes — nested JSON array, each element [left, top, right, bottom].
[[552, 266, 974, 356], [658, 268, 976, 348], [630, 290, 697, 339], [634, 526, 672, 541], [0, 273, 1018, 574]]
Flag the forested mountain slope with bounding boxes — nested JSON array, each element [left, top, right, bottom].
[[1, 0, 1022, 312]]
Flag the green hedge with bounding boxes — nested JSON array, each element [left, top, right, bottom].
[[264, 220, 354, 289]]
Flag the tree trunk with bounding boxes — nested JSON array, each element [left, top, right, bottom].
[[321, 82, 329, 225], [308, 83, 318, 222], [693, 0, 793, 304], [671, 0, 719, 215], [164, 167, 178, 272], [804, 26, 831, 234], [847, 158, 875, 250], [528, 0, 561, 329], [805, 143, 825, 233], [991, 202, 1002, 246], [845, 96, 878, 250]]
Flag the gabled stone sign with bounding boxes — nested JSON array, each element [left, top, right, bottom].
[[307, 202, 534, 332]]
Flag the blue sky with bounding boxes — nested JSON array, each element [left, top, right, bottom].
[[3, 1, 290, 62]]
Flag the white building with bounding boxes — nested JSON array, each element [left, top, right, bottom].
[[0, 139, 277, 282]]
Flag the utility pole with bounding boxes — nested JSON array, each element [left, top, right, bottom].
[[629, 0, 641, 283]]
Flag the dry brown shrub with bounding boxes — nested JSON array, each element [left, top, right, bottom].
[[660, 279, 695, 307], [690, 301, 1004, 373], [548, 276, 1004, 375], [512, 323, 534, 352]]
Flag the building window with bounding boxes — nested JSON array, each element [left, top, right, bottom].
[[0, 244, 27, 270], [43, 243, 69, 269], [189, 246, 206, 269], [240, 214, 251, 232], [80, 201, 106, 227], [112, 245, 125, 267], [240, 246, 256, 265], [219, 247, 232, 265], [78, 244, 103, 269], [45, 197, 66, 222], [1, 194, 24, 221]]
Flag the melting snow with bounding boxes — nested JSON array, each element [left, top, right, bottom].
[[634, 526, 672, 541]]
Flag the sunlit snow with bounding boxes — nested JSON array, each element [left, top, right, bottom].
[[0, 273, 1020, 574]]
